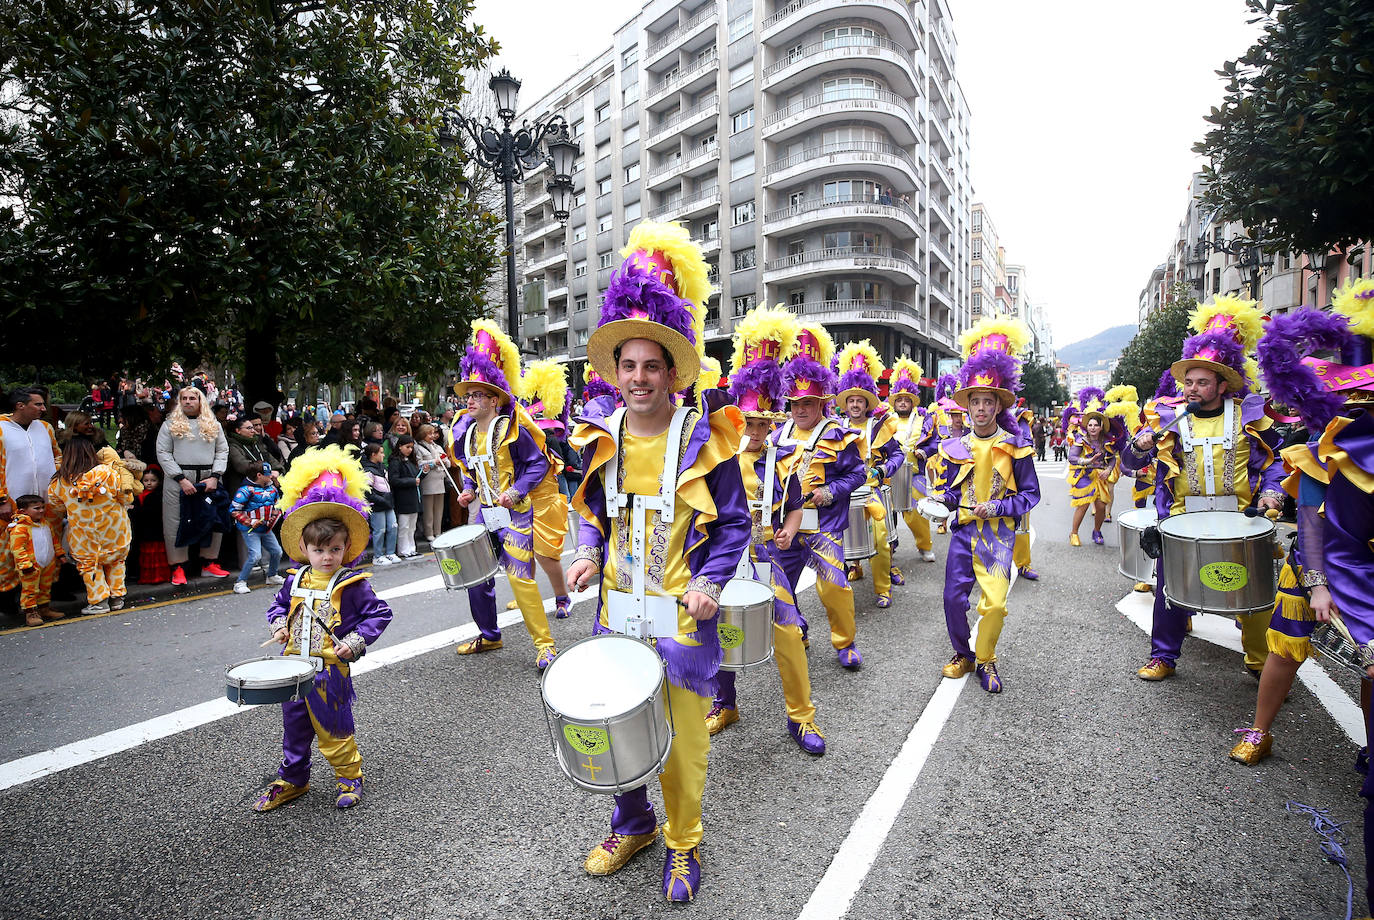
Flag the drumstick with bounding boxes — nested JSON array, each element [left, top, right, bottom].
[[1243, 506, 1282, 521], [1149, 402, 1202, 437]]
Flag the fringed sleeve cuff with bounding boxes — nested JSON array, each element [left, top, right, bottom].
[[340, 630, 367, 659], [687, 576, 722, 603]]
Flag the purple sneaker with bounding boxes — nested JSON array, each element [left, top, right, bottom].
[[787, 718, 826, 755], [1091, 530, 1104, 545], [554, 595, 571, 619], [838, 645, 863, 670], [975, 662, 1003, 693], [663, 846, 701, 902], [1017, 567, 1039, 581]]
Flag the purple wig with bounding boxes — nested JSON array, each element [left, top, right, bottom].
[[1059, 403, 1078, 435], [729, 359, 786, 407], [584, 375, 619, 402], [1179, 332, 1248, 394], [1153, 368, 1179, 399], [783, 355, 838, 396], [935, 373, 958, 401], [1257, 307, 1354, 431], [459, 351, 512, 399], [602, 261, 698, 346]]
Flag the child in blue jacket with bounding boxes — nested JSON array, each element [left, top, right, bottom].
[[231, 462, 283, 594]]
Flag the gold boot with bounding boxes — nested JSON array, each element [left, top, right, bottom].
[[585, 826, 660, 876], [251, 779, 309, 812], [704, 704, 739, 735], [1137, 657, 1176, 681], [1133, 582, 1152, 593], [941, 653, 974, 679], [1069, 533, 1081, 547], [1229, 728, 1273, 765], [506, 599, 520, 611], [846, 564, 864, 582], [455, 636, 503, 655]]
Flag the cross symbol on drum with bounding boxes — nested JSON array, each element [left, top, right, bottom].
[[581, 756, 602, 780]]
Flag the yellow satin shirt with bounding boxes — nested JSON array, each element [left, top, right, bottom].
[[1168, 411, 1252, 515]]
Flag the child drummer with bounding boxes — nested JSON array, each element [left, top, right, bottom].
[[251, 445, 393, 812]]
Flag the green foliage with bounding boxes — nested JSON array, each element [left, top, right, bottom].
[[1193, 0, 1374, 251], [1110, 282, 1195, 403], [1019, 358, 1068, 412], [0, 0, 501, 399]]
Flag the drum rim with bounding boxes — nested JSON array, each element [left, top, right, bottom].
[[431, 523, 491, 549], [1157, 512, 1274, 539], [225, 655, 315, 687], [719, 577, 774, 608], [541, 632, 666, 721], [1117, 508, 1159, 527]]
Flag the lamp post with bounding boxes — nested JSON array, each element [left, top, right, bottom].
[[1193, 236, 1268, 301], [440, 69, 579, 345], [1304, 248, 1329, 306]]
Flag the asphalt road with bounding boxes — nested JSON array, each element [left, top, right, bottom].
[[0, 460, 1365, 920]]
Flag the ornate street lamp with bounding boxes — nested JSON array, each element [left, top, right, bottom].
[[440, 68, 579, 342], [1194, 235, 1269, 301]]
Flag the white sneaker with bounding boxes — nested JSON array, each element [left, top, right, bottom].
[[387, 554, 404, 564], [265, 574, 286, 586], [920, 550, 936, 563], [375, 555, 393, 566], [80, 600, 111, 615], [233, 581, 251, 594]]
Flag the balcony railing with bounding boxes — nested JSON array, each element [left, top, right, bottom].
[[648, 95, 719, 143], [763, 36, 910, 80], [647, 6, 718, 56], [765, 192, 917, 223], [761, 0, 912, 31], [648, 141, 719, 180], [647, 50, 719, 98], [648, 185, 721, 221], [765, 140, 915, 177], [764, 245, 917, 273], [802, 299, 926, 332], [763, 89, 914, 127]]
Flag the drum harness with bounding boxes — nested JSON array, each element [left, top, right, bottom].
[[287, 565, 348, 672], [602, 405, 693, 639], [735, 435, 784, 581], [465, 414, 513, 532], [1176, 399, 1240, 513], [777, 419, 828, 533]]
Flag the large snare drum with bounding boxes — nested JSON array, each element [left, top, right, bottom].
[[916, 497, 951, 522], [878, 485, 898, 548], [889, 462, 913, 512], [1158, 511, 1276, 616], [541, 634, 672, 794], [431, 524, 500, 590], [225, 656, 316, 706], [717, 578, 775, 671], [1117, 508, 1158, 584], [843, 487, 877, 560]]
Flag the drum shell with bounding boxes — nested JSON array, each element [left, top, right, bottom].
[[542, 635, 673, 795], [1159, 512, 1276, 615], [1117, 509, 1158, 584], [878, 485, 898, 548], [224, 656, 315, 706], [889, 463, 913, 512], [718, 579, 775, 671], [843, 488, 877, 560], [431, 525, 500, 590]]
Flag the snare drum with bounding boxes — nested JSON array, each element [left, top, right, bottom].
[[878, 485, 898, 549], [717, 578, 775, 671], [431, 524, 500, 590], [225, 656, 316, 706], [541, 634, 672, 794], [1117, 508, 1158, 584], [1158, 511, 1276, 616], [843, 487, 877, 560], [916, 497, 952, 522], [1311, 621, 1369, 679], [889, 462, 913, 512]]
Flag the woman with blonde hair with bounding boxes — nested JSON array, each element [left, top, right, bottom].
[[155, 386, 230, 585], [58, 410, 109, 450]]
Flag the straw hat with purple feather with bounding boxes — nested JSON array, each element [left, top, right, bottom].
[[729, 304, 798, 420], [952, 318, 1030, 410], [1170, 294, 1264, 393], [455, 319, 520, 407]]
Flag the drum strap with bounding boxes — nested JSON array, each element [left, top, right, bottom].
[[464, 414, 506, 506], [1177, 399, 1235, 497], [288, 566, 346, 670]]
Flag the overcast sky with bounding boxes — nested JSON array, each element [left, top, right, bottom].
[[471, 0, 1264, 351]]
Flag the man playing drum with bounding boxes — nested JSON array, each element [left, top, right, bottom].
[[450, 320, 559, 670], [935, 319, 1041, 694], [565, 222, 750, 902], [889, 359, 938, 565], [1121, 295, 1283, 681], [771, 323, 868, 670], [1011, 400, 1040, 580]]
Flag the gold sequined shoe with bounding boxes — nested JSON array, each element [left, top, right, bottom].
[[1137, 657, 1175, 681], [1069, 533, 1081, 547], [585, 826, 660, 876], [455, 636, 503, 655], [251, 779, 309, 812], [1133, 582, 1152, 592], [941, 653, 974, 679], [1229, 727, 1273, 765], [846, 564, 864, 582], [704, 703, 738, 736]]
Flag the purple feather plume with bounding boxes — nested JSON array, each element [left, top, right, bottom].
[[459, 351, 512, 397], [783, 355, 838, 396], [602, 261, 698, 345], [1179, 332, 1245, 389], [837, 368, 877, 394], [958, 349, 1021, 395], [1154, 368, 1178, 399], [1257, 307, 1354, 431], [1059, 403, 1077, 435], [730, 359, 786, 406], [285, 484, 369, 521], [1075, 386, 1106, 410], [935, 373, 958, 401]]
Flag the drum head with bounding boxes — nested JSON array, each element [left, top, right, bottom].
[[1158, 510, 1273, 539], [851, 487, 873, 500], [720, 578, 773, 607], [226, 656, 314, 685], [1118, 508, 1158, 529], [543, 635, 663, 721], [917, 498, 951, 521], [432, 524, 488, 550]]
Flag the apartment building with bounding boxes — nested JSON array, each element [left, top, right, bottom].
[[511, 0, 974, 389]]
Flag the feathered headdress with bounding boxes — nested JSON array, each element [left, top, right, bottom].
[[1172, 293, 1264, 393], [276, 444, 372, 564], [729, 304, 796, 419], [935, 373, 958, 402], [890, 357, 923, 397], [518, 359, 570, 435], [783, 322, 838, 400], [836, 339, 883, 412], [583, 364, 619, 404], [1104, 384, 1142, 436], [698, 356, 723, 391], [1332, 277, 1374, 366], [457, 319, 521, 407], [1153, 368, 1179, 399], [1257, 307, 1357, 432], [953, 318, 1028, 410]]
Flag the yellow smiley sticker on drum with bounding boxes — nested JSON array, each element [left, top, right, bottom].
[[563, 724, 610, 756], [718, 623, 745, 650], [440, 558, 462, 576], [1199, 562, 1248, 592]]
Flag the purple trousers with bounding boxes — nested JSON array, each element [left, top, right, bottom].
[[277, 692, 359, 786], [467, 577, 501, 641], [1148, 560, 1191, 665]]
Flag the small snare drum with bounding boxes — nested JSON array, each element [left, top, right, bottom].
[[431, 524, 500, 590], [717, 578, 775, 671], [225, 656, 316, 706], [916, 497, 952, 522]]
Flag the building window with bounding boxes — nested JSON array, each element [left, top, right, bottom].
[[728, 10, 752, 43], [971, 239, 982, 259], [972, 210, 983, 231], [824, 280, 884, 301], [729, 62, 753, 88], [622, 123, 640, 144], [731, 107, 755, 133], [702, 217, 719, 240], [821, 76, 883, 101], [730, 153, 755, 180], [597, 177, 613, 196], [574, 295, 587, 312], [1212, 266, 1221, 293], [733, 247, 756, 271], [972, 292, 982, 310], [622, 46, 638, 70], [596, 103, 610, 123], [597, 214, 613, 233], [732, 294, 756, 316], [789, 289, 805, 306], [623, 83, 639, 106], [573, 226, 587, 243], [573, 191, 587, 208], [599, 251, 614, 269], [574, 260, 587, 278], [824, 230, 881, 251], [624, 201, 641, 222], [624, 162, 640, 183], [571, 119, 584, 138], [732, 200, 755, 226]]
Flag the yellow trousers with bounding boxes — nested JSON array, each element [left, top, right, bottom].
[[816, 578, 856, 650], [773, 623, 815, 723], [660, 683, 711, 850], [871, 515, 892, 597], [1239, 611, 1270, 672], [309, 704, 362, 781], [972, 554, 1010, 664], [902, 509, 933, 552], [512, 572, 553, 650], [1013, 531, 1031, 571]]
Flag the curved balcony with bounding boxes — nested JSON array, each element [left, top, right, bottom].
[[762, 90, 916, 145], [524, 216, 565, 244], [763, 37, 916, 96], [646, 142, 719, 190], [928, 277, 953, 308], [649, 185, 721, 221], [796, 299, 927, 337], [928, 236, 954, 272], [646, 6, 719, 65], [928, 193, 955, 231], [764, 195, 919, 239], [763, 246, 920, 286], [527, 249, 568, 274], [644, 51, 720, 111], [763, 140, 917, 191], [760, 0, 918, 48], [645, 95, 719, 152]]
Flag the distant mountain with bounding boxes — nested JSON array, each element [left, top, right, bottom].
[[1056, 324, 1137, 370]]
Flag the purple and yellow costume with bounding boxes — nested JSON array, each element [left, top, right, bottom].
[[891, 357, 935, 555]]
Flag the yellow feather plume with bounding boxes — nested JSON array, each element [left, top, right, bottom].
[[892, 357, 924, 384], [1332, 278, 1374, 337], [1105, 385, 1138, 404], [517, 359, 568, 415], [959, 317, 1030, 359], [622, 220, 711, 333], [798, 322, 837, 369], [729, 305, 798, 374], [1104, 399, 1142, 431], [699, 356, 722, 390], [836, 339, 884, 378], [275, 444, 369, 512], [471, 318, 521, 390], [1190, 293, 1263, 351], [1243, 356, 1261, 391]]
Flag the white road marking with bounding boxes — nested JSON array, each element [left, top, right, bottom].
[[1115, 590, 1365, 744], [0, 574, 601, 792]]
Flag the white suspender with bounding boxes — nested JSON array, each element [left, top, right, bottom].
[[289, 565, 346, 672], [464, 414, 505, 505], [778, 419, 826, 453], [1176, 399, 1235, 497]]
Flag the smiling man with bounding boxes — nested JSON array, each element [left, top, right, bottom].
[[566, 222, 749, 903]]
